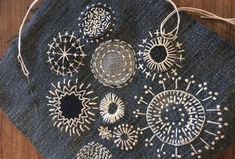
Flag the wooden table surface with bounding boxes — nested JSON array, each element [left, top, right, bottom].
[[0, 0, 235, 158]]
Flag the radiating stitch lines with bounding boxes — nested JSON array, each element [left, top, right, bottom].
[[47, 31, 86, 76], [46, 78, 98, 136], [138, 30, 185, 81], [133, 75, 229, 158]]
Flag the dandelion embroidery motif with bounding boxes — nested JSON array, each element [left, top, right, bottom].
[[47, 31, 86, 76], [133, 75, 229, 158], [113, 124, 141, 151]]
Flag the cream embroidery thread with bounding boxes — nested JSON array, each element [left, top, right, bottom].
[[46, 79, 98, 136], [47, 31, 86, 76], [100, 93, 125, 123], [133, 75, 229, 158]]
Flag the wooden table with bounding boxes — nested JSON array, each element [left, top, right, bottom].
[[0, 0, 235, 158]]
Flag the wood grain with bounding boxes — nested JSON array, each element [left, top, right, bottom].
[[0, 0, 235, 158]]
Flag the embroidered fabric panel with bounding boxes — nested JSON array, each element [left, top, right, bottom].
[[0, 0, 235, 159]]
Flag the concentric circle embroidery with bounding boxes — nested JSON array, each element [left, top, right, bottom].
[[46, 79, 98, 136], [47, 31, 86, 76], [146, 90, 205, 146], [78, 3, 116, 43], [100, 93, 125, 123], [113, 124, 141, 151], [138, 30, 185, 81], [77, 142, 112, 159], [91, 39, 137, 88], [133, 75, 229, 158]]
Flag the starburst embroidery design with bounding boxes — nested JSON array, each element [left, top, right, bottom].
[[46, 79, 99, 136], [47, 31, 86, 76], [133, 75, 229, 158], [77, 142, 112, 159], [100, 93, 125, 123], [98, 126, 113, 140], [138, 30, 185, 81], [91, 39, 137, 88], [113, 124, 141, 151], [78, 3, 116, 43]]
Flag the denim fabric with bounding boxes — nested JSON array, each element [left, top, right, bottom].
[[0, 0, 235, 159]]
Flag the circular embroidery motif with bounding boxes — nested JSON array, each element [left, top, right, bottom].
[[146, 90, 205, 146], [100, 93, 125, 123], [46, 79, 98, 136], [133, 75, 229, 158], [91, 39, 137, 88], [47, 31, 86, 76], [138, 30, 185, 81], [78, 3, 116, 43], [113, 124, 140, 151], [77, 142, 112, 159]]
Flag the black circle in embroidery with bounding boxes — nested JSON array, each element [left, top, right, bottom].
[[149, 45, 168, 63], [60, 94, 83, 119], [108, 103, 118, 114]]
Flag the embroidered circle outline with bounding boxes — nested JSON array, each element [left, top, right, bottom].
[[78, 3, 116, 43], [146, 90, 206, 146], [100, 93, 125, 123], [91, 39, 137, 88], [133, 75, 229, 158], [138, 30, 185, 81], [77, 142, 112, 159], [46, 79, 98, 136], [47, 31, 86, 76]]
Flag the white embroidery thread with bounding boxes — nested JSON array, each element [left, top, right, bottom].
[[133, 75, 229, 158], [78, 3, 116, 43], [98, 126, 113, 140], [46, 79, 98, 136], [91, 39, 137, 88], [138, 30, 185, 81], [47, 31, 86, 76], [77, 142, 112, 159], [113, 124, 141, 151], [100, 93, 125, 123]]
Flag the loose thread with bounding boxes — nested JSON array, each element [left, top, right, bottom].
[[161, 0, 235, 39], [18, 0, 40, 80]]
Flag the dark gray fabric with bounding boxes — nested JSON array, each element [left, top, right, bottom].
[[0, 0, 235, 159]]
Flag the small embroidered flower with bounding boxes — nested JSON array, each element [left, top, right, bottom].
[[133, 75, 229, 158], [98, 126, 112, 140], [100, 93, 125, 123], [77, 142, 112, 159], [91, 39, 137, 88], [113, 124, 140, 151], [47, 31, 86, 76], [78, 3, 116, 43], [46, 79, 98, 136], [138, 30, 185, 81]]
